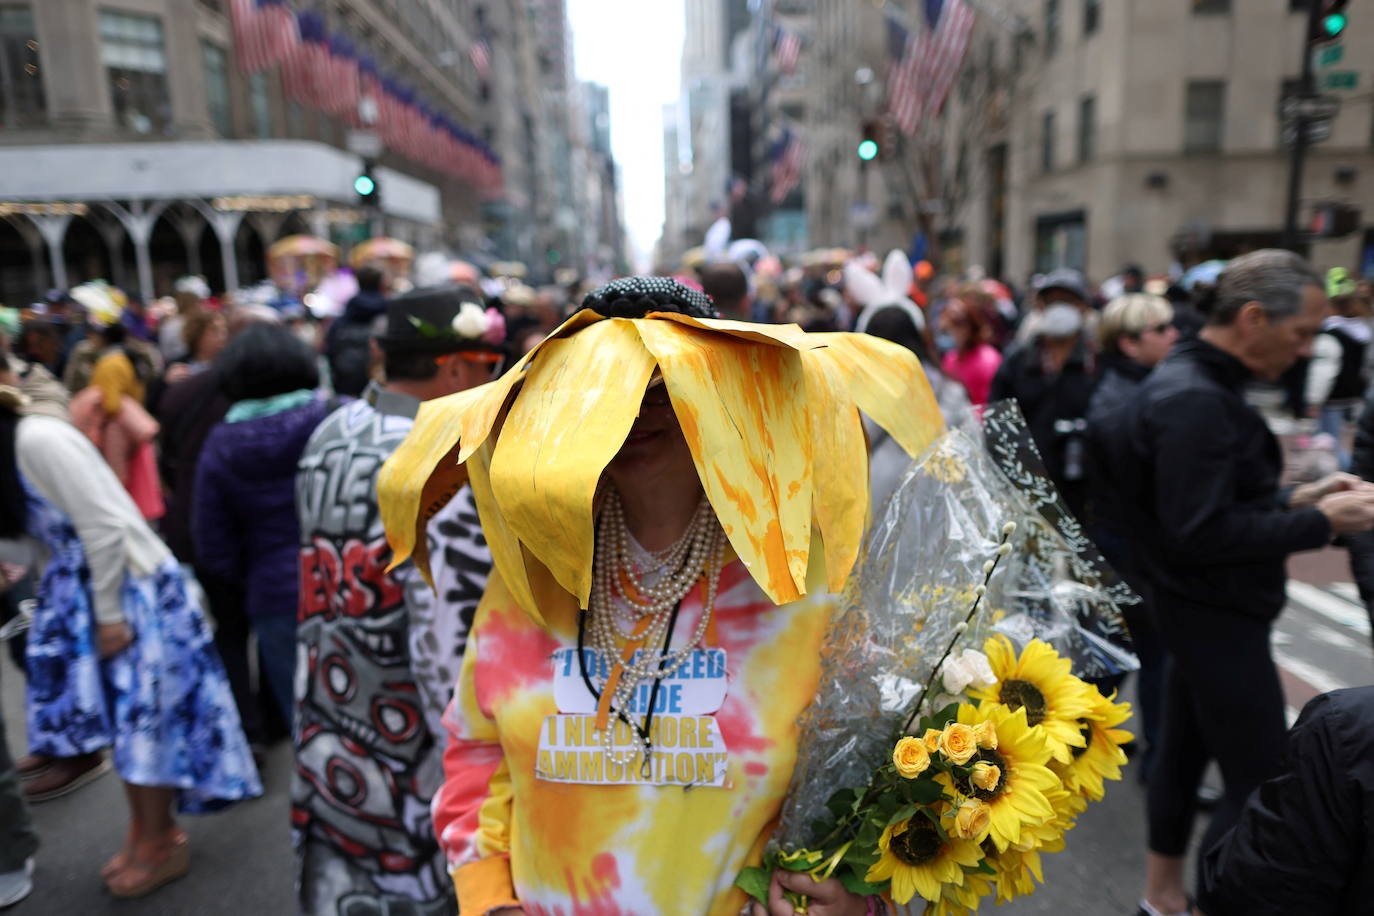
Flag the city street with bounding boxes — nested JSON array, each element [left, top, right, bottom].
[[2, 542, 1368, 915]]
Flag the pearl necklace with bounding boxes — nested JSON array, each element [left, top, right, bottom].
[[586, 487, 726, 766]]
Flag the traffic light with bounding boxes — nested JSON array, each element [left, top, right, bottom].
[[858, 120, 883, 162], [1310, 0, 1349, 44], [355, 160, 379, 206], [1309, 201, 1361, 238]]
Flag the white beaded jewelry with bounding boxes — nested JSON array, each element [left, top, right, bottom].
[[585, 486, 726, 765]]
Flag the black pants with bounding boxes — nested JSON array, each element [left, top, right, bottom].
[[199, 570, 263, 745], [1147, 591, 1287, 867], [0, 666, 39, 872]]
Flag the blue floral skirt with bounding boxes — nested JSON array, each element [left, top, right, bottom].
[[26, 559, 263, 813]]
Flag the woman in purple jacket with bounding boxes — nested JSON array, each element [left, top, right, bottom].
[[192, 325, 338, 726]]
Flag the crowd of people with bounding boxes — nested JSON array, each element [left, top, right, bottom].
[[0, 242, 1368, 915]]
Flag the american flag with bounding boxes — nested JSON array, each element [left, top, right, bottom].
[[470, 37, 491, 82], [280, 10, 330, 109], [769, 128, 806, 204], [326, 34, 360, 117], [230, 0, 298, 73], [771, 24, 801, 76], [886, 0, 976, 135]]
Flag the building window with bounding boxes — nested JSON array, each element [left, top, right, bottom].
[[0, 5, 45, 128], [1084, 0, 1100, 34], [1044, 0, 1059, 55], [1184, 80, 1225, 152], [1042, 109, 1056, 172], [1193, 0, 1231, 13], [1078, 95, 1096, 162], [99, 10, 170, 135], [249, 71, 272, 138], [201, 40, 231, 136]]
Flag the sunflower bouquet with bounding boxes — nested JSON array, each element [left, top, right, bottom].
[[738, 422, 1136, 914]]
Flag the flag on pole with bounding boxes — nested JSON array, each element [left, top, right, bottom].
[[885, 0, 975, 135], [885, 15, 921, 135], [771, 24, 801, 76], [769, 128, 807, 204], [280, 10, 330, 109], [231, 0, 298, 72]]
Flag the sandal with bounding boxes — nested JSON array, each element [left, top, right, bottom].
[[105, 836, 189, 899], [102, 828, 186, 880]]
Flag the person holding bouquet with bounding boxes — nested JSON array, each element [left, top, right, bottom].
[[378, 278, 944, 915]]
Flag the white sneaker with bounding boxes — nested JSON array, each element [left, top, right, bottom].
[[0, 857, 33, 908]]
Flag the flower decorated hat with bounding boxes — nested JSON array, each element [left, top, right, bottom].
[[377, 276, 945, 623], [376, 284, 506, 354]]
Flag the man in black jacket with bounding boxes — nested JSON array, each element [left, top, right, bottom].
[[1127, 249, 1374, 916], [1198, 686, 1374, 915]]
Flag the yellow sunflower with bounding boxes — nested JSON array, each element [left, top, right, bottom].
[[864, 815, 984, 905], [970, 636, 1098, 764], [936, 702, 1060, 853], [376, 285, 943, 622], [984, 786, 1077, 904], [1052, 689, 1134, 801], [930, 869, 994, 916]]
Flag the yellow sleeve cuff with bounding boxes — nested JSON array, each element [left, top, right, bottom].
[[453, 855, 519, 915]]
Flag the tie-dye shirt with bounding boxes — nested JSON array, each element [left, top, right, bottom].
[[433, 555, 834, 915]]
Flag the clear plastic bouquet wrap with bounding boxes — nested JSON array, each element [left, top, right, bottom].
[[737, 403, 1139, 913]]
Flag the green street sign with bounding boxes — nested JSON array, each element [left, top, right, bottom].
[[1316, 42, 1344, 68], [1322, 70, 1358, 90]]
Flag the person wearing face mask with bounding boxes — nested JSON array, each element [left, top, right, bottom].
[[1084, 294, 1179, 786]]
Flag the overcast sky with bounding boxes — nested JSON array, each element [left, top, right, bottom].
[[567, 0, 684, 270]]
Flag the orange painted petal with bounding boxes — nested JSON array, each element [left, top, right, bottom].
[[634, 318, 812, 603], [489, 318, 657, 605], [799, 349, 868, 592], [809, 332, 945, 458]]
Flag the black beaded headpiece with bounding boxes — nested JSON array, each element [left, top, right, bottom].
[[580, 276, 720, 320]]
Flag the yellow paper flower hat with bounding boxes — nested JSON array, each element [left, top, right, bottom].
[[378, 277, 945, 623]]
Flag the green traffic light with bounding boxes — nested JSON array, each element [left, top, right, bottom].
[[1323, 12, 1348, 38], [857, 139, 878, 161], [354, 175, 376, 196]]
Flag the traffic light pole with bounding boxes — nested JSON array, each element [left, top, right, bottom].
[[1282, 0, 1324, 252]]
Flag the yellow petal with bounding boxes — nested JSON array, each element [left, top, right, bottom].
[[634, 318, 813, 603], [646, 311, 822, 350], [800, 349, 868, 592], [489, 319, 657, 605], [379, 378, 515, 573], [809, 332, 944, 458], [466, 435, 542, 624]]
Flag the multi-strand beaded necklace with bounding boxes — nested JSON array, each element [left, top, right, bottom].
[[578, 486, 726, 767]]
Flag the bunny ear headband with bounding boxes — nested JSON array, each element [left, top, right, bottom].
[[847, 250, 926, 335]]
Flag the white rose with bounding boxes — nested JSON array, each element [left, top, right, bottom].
[[451, 302, 489, 338], [941, 648, 997, 695], [959, 649, 997, 689]]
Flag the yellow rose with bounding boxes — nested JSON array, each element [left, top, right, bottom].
[[970, 761, 1001, 792], [950, 798, 991, 840], [922, 728, 942, 753], [973, 720, 998, 750], [939, 723, 977, 765], [892, 736, 931, 779]]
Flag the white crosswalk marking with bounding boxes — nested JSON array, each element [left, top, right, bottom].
[[1286, 581, 1371, 637], [1277, 580, 1373, 704]]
